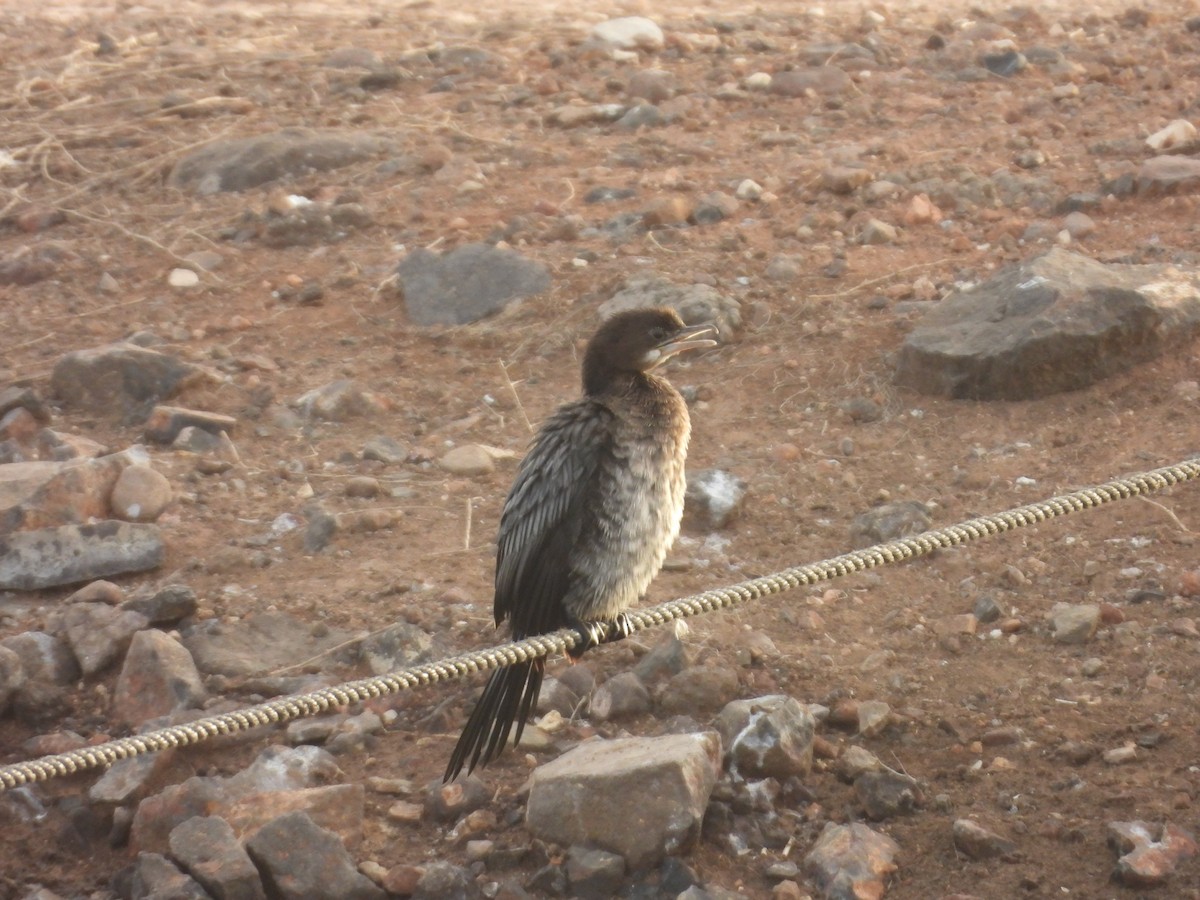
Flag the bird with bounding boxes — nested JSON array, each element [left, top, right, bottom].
[[444, 307, 717, 781]]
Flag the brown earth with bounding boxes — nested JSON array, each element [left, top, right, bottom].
[[2, 0, 1200, 897]]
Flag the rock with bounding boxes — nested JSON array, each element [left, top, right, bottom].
[[590, 17, 665, 51], [90, 751, 176, 806], [122, 584, 199, 625], [549, 104, 627, 128], [566, 845, 626, 899], [627, 70, 675, 103], [590, 672, 651, 721], [856, 700, 891, 736], [168, 268, 200, 288], [658, 665, 739, 716], [295, 380, 389, 421], [168, 816, 266, 900], [1050, 603, 1100, 644], [683, 469, 747, 531], [526, 732, 721, 869], [51, 343, 196, 422], [599, 274, 740, 342], [182, 610, 359, 677], [423, 775, 490, 822], [358, 622, 440, 675], [855, 770, 923, 820], [169, 129, 386, 194], [1108, 821, 1199, 888], [67, 579, 124, 604], [362, 435, 408, 464], [860, 217, 898, 245], [143, 406, 237, 444], [112, 629, 206, 726], [974, 594, 1003, 624], [110, 464, 173, 523], [804, 822, 900, 900], [61, 602, 149, 676], [1145, 119, 1197, 152], [1135, 155, 1200, 196], [822, 166, 873, 194], [245, 811, 386, 900], [715, 695, 815, 779], [953, 819, 1018, 860], [633, 635, 688, 683], [0, 448, 145, 536], [691, 191, 739, 225], [0, 631, 79, 684], [837, 746, 881, 782], [0, 385, 50, 424], [0, 643, 24, 712], [769, 67, 852, 98], [1063, 211, 1096, 240], [438, 444, 495, 476], [642, 195, 694, 227], [130, 852, 210, 899], [0, 521, 164, 590], [896, 248, 1200, 399], [849, 501, 932, 547], [396, 242, 551, 326]]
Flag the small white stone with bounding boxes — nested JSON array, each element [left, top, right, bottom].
[[745, 72, 773, 90], [1145, 118, 1197, 152], [735, 179, 763, 201], [168, 268, 200, 288], [591, 16, 665, 51]]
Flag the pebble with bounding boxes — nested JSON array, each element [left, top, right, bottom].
[[735, 179, 763, 201], [952, 818, 1018, 860], [168, 268, 200, 288], [1144, 119, 1197, 152], [110, 464, 173, 522], [1050, 603, 1100, 644], [438, 444, 495, 476], [590, 16, 665, 51]]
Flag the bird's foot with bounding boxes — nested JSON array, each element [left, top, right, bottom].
[[570, 614, 634, 656], [607, 612, 634, 643]]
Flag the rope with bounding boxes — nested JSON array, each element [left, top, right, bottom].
[[2, 456, 1198, 793]]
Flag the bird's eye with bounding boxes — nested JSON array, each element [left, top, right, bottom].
[[648, 326, 668, 342]]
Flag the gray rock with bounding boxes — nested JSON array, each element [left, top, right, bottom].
[[599, 274, 740, 342], [836, 746, 882, 783], [768, 67, 852, 97], [62, 602, 149, 676], [0, 521, 164, 590], [535, 676, 583, 717], [973, 593, 1003, 624], [294, 380, 388, 421], [51, 343, 195, 422], [952, 818, 1018, 860], [855, 770, 924, 820], [397, 242, 551, 326], [358, 621, 440, 675], [130, 852, 210, 899], [230, 745, 342, 793], [362, 435, 409, 464], [896, 248, 1200, 399], [1051, 603, 1100, 644], [112, 629, 206, 726], [567, 845, 626, 899], [169, 816, 266, 900], [1136, 156, 1200, 197], [658, 665, 739, 716], [590, 671, 651, 721], [169, 128, 387, 194], [90, 751, 176, 806], [849, 500, 932, 548], [683, 469, 747, 531], [526, 732, 721, 869], [144, 406, 237, 445], [182, 610, 359, 677], [714, 695, 815, 779], [423, 774, 490, 822], [413, 861, 473, 899], [0, 385, 49, 423], [633, 635, 689, 684], [0, 644, 25, 713], [245, 811, 385, 900], [804, 822, 900, 900], [122, 584, 199, 625], [1, 631, 80, 684], [627, 69, 675, 103]]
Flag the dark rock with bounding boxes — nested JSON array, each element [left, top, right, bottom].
[[683, 469, 747, 531], [168, 815, 266, 900], [566, 845, 625, 899], [361, 435, 409, 464], [90, 751, 177, 806], [895, 248, 1200, 400], [245, 811, 385, 899], [169, 128, 387, 194], [981, 50, 1027, 76], [122, 584, 199, 625], [424, 775, 490, 822], [525, 732, 721, 869], [849, 500, 932, 547], [855, 770, 924, 820], [0, 385, 49, 423], [413, 860, 473, 899], [397, 242, 550, 326], [51, 343, 196, 422], [632, 635, 689, 684], [130, 852, 210, 899]]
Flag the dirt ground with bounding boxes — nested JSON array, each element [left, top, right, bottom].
[[2, 0, 1200, 897]]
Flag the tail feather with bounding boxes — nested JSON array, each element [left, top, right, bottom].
[[444, 658, 545, 782]]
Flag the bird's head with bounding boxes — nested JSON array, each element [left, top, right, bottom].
[[583, 308, 717, 395]]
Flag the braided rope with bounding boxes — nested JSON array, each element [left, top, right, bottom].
[[2, 457, 1197, 792]]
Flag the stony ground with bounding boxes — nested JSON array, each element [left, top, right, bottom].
[[2, 0, 1200, 897]]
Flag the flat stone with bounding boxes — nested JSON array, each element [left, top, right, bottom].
[[953, 818, 1019, 860], [51, 343, 196, 422], [90, 751, 177, 806], [1051, 603, 1101, 644], [122, 584, 199, 625], [590, 16, 664, 51], [714, 695, 815, 779], [168, 815, 266, 900], [182, 610, 359, 677], [526, 732, 721, 869], [130, 852, 210, 899], [169, 128, 387, 195], [143, 405, 237, 444], [1137, 155, 1200, 196], [769, 67, 853, 97], [856, 770, 924, 820], [245, 810, 385, 900], [0, 521, 164, 590], [0, 631, 79, 684], [438, 444, 495, 476], [397, 242, 551, 326], [895, 248, 1200, 400], [294, 380, 389, 421], [112, 629, 206, 726], [589, 671, 650, 721], [658, 665, 739, 716], [849, 500, 932, 547], [804, 822, 900, 900]]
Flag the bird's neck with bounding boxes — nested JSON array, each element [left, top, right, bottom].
[[583, 369, 661, 400]]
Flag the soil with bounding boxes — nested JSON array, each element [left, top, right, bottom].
[[2, 0, 1200, 897]]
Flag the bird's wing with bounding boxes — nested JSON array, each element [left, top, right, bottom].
[[494, 399, 614, 638]]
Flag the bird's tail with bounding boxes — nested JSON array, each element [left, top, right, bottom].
[[444, 657, 544, 782]]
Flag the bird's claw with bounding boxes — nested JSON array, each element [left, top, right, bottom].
[[574, 614, 634, 654]]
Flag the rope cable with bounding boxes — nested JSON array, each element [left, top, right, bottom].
[[1, 457, 1197, 792]]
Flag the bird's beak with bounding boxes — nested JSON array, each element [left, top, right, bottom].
[[655, 323, 719, 361]]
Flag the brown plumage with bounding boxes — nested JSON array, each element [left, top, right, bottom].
[[444, 308, 716, 781]]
